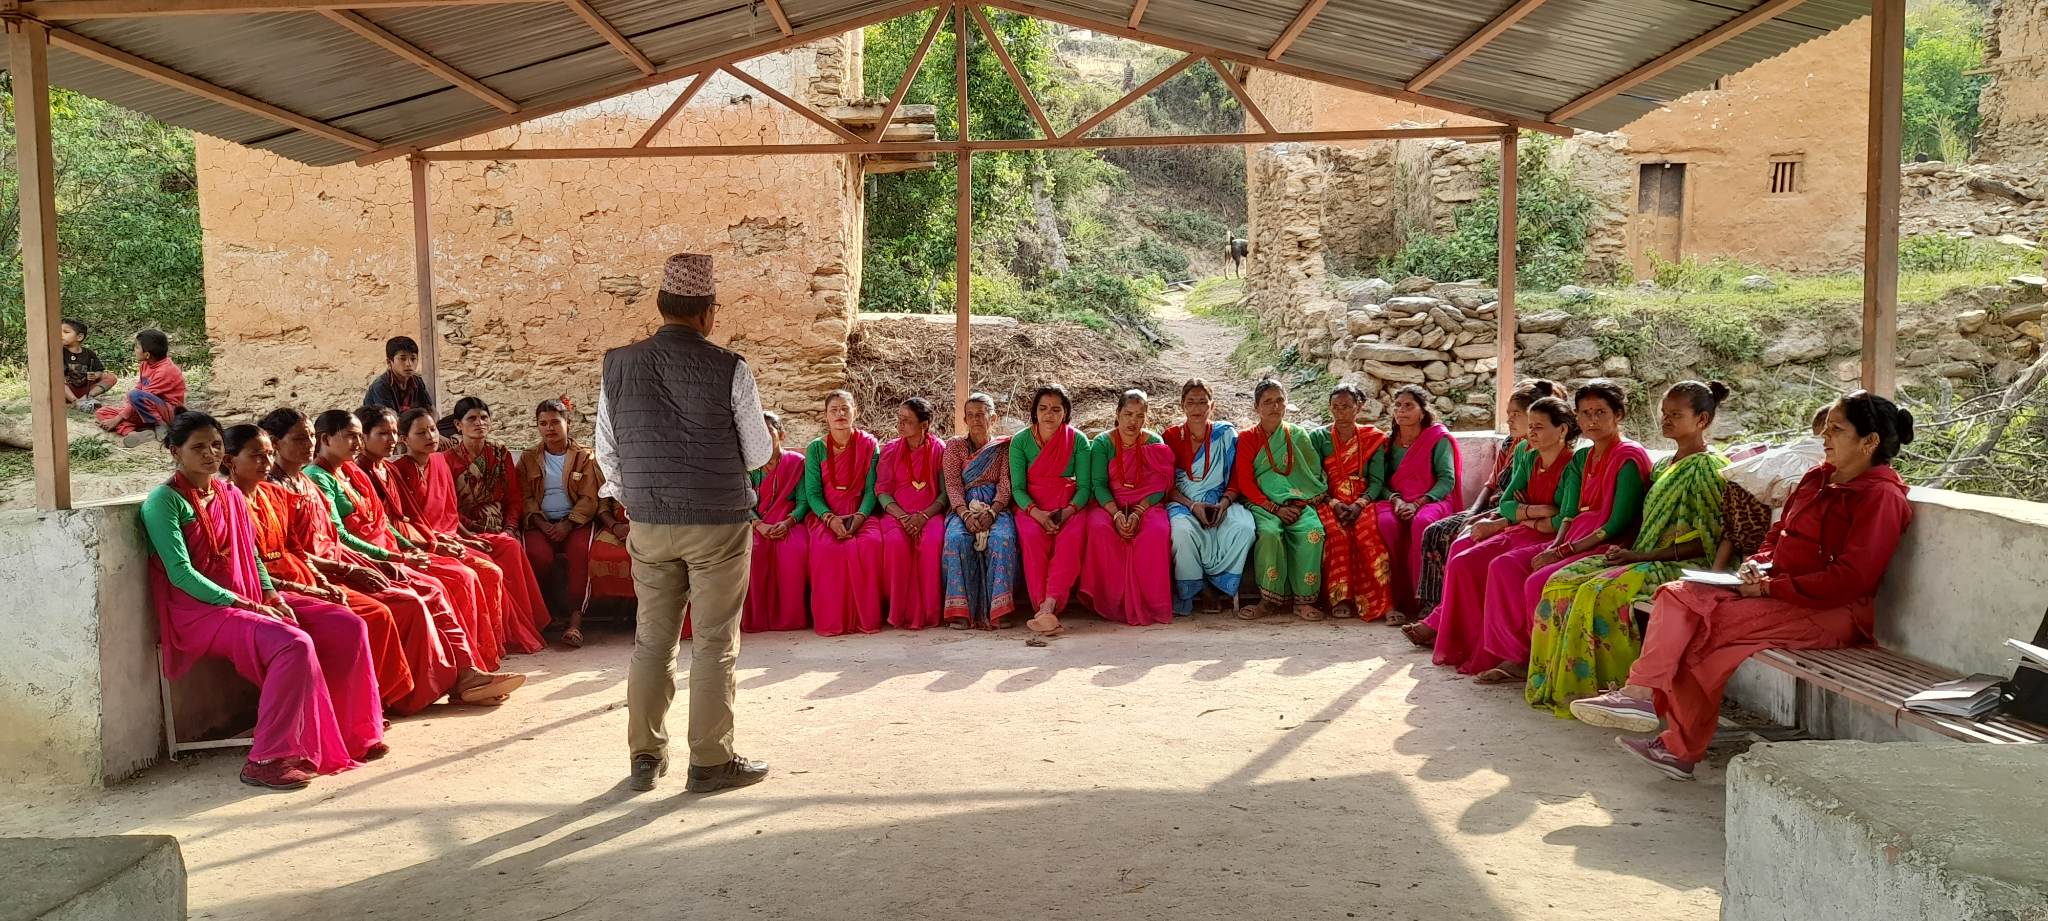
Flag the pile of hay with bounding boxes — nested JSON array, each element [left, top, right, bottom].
[[845, 318, 1178, 434]]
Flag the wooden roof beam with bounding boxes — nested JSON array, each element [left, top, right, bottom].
[[868, 5, 944, 142], [47, 26, 378, 150], [759, 0, 793, 35], [565, 0, 656, 76], [319, 8, 518, 113], [1206, 56, 1271, 133], [973, 4, 1054, 139], [1265, 0, 1327, 61], [1062, 52, 1192, 140], [1126, 0, 1147, 28], [632, 69, 710, 146], [1406, 0, 1550, 92], [418, 125, 1513, 160], [1549, 0, 1807, 122], [721, 62, 868, 144], [20, 0, 553, 17]]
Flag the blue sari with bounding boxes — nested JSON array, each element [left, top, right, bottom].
[[1165, 420, 1256, 612], [942, 435, 1021, 627]]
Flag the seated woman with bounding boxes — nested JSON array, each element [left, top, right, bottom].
[[744, 412, 810, 633], [519, 399, 603, 643], [877, 398, 950, 631], [1009, 384, 1092, 635], [942, 393, 1021, 629], [1079, 389, 1175, 626], [144, 412, 383, 790], [305, 410, 510, 669], [1411, 380, 1554, 625], [1574, 392, 1916, 781], [587, 497, 636, 605], [1163, 379, 1254, 615], [1311, 384, 1395, 622], [1232, 379, 1327, 621], [442, 397, 552, 639], [227, 423, 422, 714], [1370, 385, 1463, 616], [1527, 381, 1732, 718], [804, 390, 884, 636], [1411, 395, 1580, 670], [1712, 403, 1830, 570], [97, 329, 187, 444], [1454, 381, 1652, 683]]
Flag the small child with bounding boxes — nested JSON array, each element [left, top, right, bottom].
[[95, 329, 186, 444], [364, 335, 434, 415], [59, 317, 117, 412]]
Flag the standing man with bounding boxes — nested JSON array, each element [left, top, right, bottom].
[[596, 252, 774, 793]]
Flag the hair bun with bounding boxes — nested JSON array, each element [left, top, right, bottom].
[[1534, 381, 1555, 397], [1707, 380, 1731, 402], [1895, 407, 1916, 446]]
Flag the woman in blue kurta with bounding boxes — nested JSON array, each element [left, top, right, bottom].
[[1162, 379, 1255, 614]]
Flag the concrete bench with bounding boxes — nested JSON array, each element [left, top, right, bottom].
[[1724, 741, 2048, 921], [1, 836, 186, 921]]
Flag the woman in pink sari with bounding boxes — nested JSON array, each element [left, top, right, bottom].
[[878, 397, 950, 630], [804, 390, 884, 636], [744, 412, 810, 633], [1078, 390, 1175, 626], [142, 412, 383, 790], [1407, 396, 1579, 673], [1372, 384, 1464, 616], [1008, 384, 1092, 635]]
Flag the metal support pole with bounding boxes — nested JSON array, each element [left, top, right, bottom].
[[409, 155, 440, 405], [1495, 129, 1518, 429], [9, 18, 73, 511], [1861, 0, 1903, 397], [952, 1, 971, 432]]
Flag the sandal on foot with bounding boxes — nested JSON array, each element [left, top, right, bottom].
[[561, 626, 585, 648], [455, 672, 526, 704], [1473, 667, 1521, 685], [1296, 606, 1326, 622], [1399, 623, 1437, 648]]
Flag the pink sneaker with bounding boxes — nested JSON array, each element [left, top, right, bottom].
[[1571, 690, 1662, 732], [1617, 736, 1696, 781]]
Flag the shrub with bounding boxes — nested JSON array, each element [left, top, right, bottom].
[[1898, 234, 2037, 274], [1148, 208, 1230, 248], [1038, 265, 1160, 322], [1379, 132, 1597, 291], [1648, 254, 1773, 292]]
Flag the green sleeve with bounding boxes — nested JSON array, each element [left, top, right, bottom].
[[1600, 458, 1648, 538], [1365, 446, 1390, 500], [1010, 431, 1035, 510], [140, 486, 239, 607], [256, 558, 275, 594], [858, 448, 880, 517], [1088, 433, 1113, 506], [304, 466, 391, 561], [1553, 449, 1589, 532], [1425, 439, 1456, 503], [1496, 449, 1534, 521], [1308, 426, 1333, 458], [800, 440, 827, 518], [1296, 426, 1329, 496]]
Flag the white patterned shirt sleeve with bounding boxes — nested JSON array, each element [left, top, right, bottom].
[[595, 378, 621, 499], [733, 359, 773, 471]]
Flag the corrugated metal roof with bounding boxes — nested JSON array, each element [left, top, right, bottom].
[[7, 0, 1875, 165]]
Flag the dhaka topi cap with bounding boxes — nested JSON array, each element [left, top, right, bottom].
[[662, 252, 715, 298]]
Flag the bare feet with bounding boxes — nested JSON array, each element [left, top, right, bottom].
[[1400, 622, 1437, 648], [453, 668, 525, 705], [1026, 599, 1062, 634]]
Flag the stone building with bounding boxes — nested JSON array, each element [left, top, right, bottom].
[[1978, 0, 2048, 171], [199, 38, 865, 427]]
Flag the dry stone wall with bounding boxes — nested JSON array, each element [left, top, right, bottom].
[[1979, 0, 2048, 171], [200, 40, 863, 431]]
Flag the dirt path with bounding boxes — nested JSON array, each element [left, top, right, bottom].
[[1154, 284, 1260, 409]]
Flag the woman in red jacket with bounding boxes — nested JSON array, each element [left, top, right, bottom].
[[1571, 390, 1916, 781]]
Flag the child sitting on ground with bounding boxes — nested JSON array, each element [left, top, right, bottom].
[[60, 317, 117, 412], [364, 335, 434, 415], [95, 328, 186, 445]]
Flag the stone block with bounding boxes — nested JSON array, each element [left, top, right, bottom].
[[1517, 333, 1558, 353], [1763, 332, 1830, 367], [3, 836, 185, 920], [1955, 309, 1989, 333], [1348, 342, 1450, 363], [1452, 343, 1496, 360], [1422, 361, 1449, 381], [1393, 276, 1436, 294], [1539, 337, 1601, 366], [1343, 309, 1382, 337], [1724, 743, 2048, 921], [1519, 309, 1570, 333], [1358, 360, 1427, 384], [1396, 329, 1425, 347], [1389, 315, 1430, 328], [1383, 295, 1443, 315]]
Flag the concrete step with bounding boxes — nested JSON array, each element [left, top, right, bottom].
[[2, 836, 185, 921]]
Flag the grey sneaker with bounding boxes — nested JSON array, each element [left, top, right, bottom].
[[1570, 690, 1662, 733], [1617, 735, 1696, 781], [628, 754, 667, 792], [685, 756, 769, 793]]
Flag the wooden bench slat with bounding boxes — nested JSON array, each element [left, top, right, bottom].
[[1754, 646, 2048, 744]]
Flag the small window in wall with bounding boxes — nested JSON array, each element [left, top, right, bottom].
[[1769, 157, 1803, 196]]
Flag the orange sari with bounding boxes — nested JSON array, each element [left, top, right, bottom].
[[1317, 425, 1395, 620]]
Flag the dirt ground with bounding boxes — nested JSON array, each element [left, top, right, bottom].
[[1, 619, 1729, 921]]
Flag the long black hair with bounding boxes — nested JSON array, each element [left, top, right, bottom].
[[164, 410, 221, 449], [1526, 396, 1581, 446], [1667, 380, 1732, 423], [220, 423, 266, 476], [1837, 391, 1916, 465], [257, 407, 306, 440]]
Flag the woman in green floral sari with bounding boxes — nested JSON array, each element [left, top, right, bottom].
[[1527, 381, 1732, 718], [1231, 379, 1329, 620]]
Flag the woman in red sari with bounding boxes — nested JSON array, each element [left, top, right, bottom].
[[400, 407, 550, 643], [1311, 384, 1395, 621], [877, 398, 949, 630], [144, 412, 382, 789], [1008, 384, 1092, 636], [744, 412, 809, 633], [804, 390, 884, 636], [1574, 392, 1916, 780], [1077, 389, 1175, 626], [355, 406, 534, 654], [225, 423, 420, 713], [443, 397, 552, 639], [263, 408, 523, 710]]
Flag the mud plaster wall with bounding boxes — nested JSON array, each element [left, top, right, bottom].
[[1979, 0, 2048, 170], [200, 39, 864, 432], [1622, 18, 1871, 272]]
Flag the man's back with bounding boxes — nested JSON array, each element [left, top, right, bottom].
[[600, 326, 754, 525]]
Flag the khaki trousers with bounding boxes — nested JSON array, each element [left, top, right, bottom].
[[626, 520, 751, 767]]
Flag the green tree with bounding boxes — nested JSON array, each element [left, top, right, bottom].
[[1901, 0, 1990, 161], [1, 79, 204, 370], [1380, 132, 1597, 290]]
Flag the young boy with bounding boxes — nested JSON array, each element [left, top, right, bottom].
[[95, 329, 186, 444], [364, 335, 434, 415], [60, 317, 118, 412]]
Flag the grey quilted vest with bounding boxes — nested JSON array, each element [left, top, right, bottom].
[[600, 325, 756, 524]]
